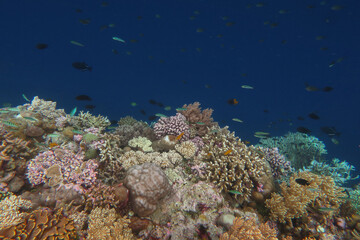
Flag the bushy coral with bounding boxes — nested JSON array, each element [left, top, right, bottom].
[[70, 111, 111, 131], [265, 171, 346, 224], [220, 217, 278, 240], [128, 136, 153, 152], [0, 195, 32, 229], [262, 147, 293, 179], [153, 113, 190, 141], [23, 96, 66, 119], [124, 162, 172, 217], [26, 148, 98, 189], [202, 126, 267, 201], [302, 158, 358, 185], [175, 140, 197, 159], [258, 132, 327, 169]]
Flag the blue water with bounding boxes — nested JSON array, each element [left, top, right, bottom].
[[1, 0, 359, 179]]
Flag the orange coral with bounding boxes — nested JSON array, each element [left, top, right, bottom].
[[220, 217, 278, 240], [0, 208, 78, 239]]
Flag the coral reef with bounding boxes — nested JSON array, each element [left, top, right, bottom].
[[178, 102, 216, 137], [128, 136, 153, 152], [175, 140, 197, 159], [70, 111, 111, 130], [124, 162, 172, 217], [0, 195, 32, 229], [23, 96, 66, 120], [262, 147, 293, 179], [258, 132, 327, 169], [153, 113, 190, 141]]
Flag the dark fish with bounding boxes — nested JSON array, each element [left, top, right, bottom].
[[75, 9, 82, 13], [295, 178, 310, 186], [305, 83, 318, 92], [140, 110, 146, 115], [85, 105, 95, 110], [226, 22, 236, 26], [322, 86, 333, 92], [308, 113, 320, 120], [297, 116, 305, 120], [75, 95, 92, 101], [79, 19, 91, 25], [321, 126, 341, 137], [297, 127, 311, 134], [36, 43, 48, 50], [148, 115, 157, 121], [101, 1, 108, 7], [72, 62, 92, 71], [263, 109, 269, 113], [149, 99, 157, 105], [112, 49, 118, 55], [110, 120, 117, 125], [227, 98, 238, 105], [156, 102, 164, 108]]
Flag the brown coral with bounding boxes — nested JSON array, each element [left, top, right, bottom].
[[178, 102, 216, 137], [0, 208, 78, 239], [265, 171, 346, 224], [220, 217, 278, 240]]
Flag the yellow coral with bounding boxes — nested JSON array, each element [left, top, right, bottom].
[[175, 140, 197, 159], [265, 171, 346, 224], [0, 195, 32, 229], [87, 207, 137, 240], [128, 136, 153, 152], [220, 217, 278, 240]]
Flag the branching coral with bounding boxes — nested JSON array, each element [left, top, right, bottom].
[[113, 121, 156, 147], [258, 132, 327, 169], [23, 96, 66, 120], [175, 140, 197, 159], [202, 126, 267, 201], [153, 113, 190, 141], [128, 136, 153, 152], [262, 147, 293, 179], [0, 195, 32, 229], [178, 102, 216, 137], [265, 171, 346, 224], [70, 111, 111, 131], [0, 208, 78, 239], [220, 217, 278, 240], [87, 207, 137, 240]]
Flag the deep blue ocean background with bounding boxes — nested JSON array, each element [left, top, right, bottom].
[[1, 0, 359, 182]]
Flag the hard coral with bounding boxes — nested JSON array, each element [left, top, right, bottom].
[[178, 102, 215, 137], [220, 217, 278, 240], [124, 162, 172, 217], [153, 113, 190, 141], [0, 208, 78, 239], [0, 195, 32, 229]]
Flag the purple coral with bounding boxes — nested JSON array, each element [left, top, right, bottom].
[[26, 148, 98, 188], [262, 147, 293, 179], [153, 113, 190, 141]]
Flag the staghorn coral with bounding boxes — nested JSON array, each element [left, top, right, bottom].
[[153, 113, 190, 141], [87, 207, 137, 240], [120, 150, 183, 170], [178, 102, 216, 137], [220, 217, 278, 240], [258, 132, 327, 169], [70, 111, 111, 131], [202, 126, 267, 201], [124, 162, 172, 217], [26, 147, 98, 189], [0, 195, 32, 229], [0, 208, 78, 239], [128, 136, 153, 152], [175, 140, 197, 159], [265, 171, 346, 224]]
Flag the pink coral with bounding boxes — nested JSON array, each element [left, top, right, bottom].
[[26, 148, 98, 188], [153, 113, 190, 141], [262, 147, 293, 179]]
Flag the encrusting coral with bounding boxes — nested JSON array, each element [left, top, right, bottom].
[[265, 171, 346, 224]]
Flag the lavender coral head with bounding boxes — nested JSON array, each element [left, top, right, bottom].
[[262, 147, 293, 179], [153, 113, 190, 141]]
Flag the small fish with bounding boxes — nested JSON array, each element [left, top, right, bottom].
[[36, 43, 48, 50], [72, 62, 92, 71], [176, 132, 185, 141], [305, 85, 319, 92], [227, 99, 239, 105], [70, 107, 77, 116], [331, 138, 339, 145], [48, 134, 60, 138], [224, 149, 232, 155], [196, 122, 205, 125], [322, 86, 333, 92], [0, 110, 9, 113], [176, 108, 187, 111], [79, 18, 91, 25], [49, 142, 59, 148], [148, 115, 157, 121], [1, 120, 18, 128], [297, 127, 311, 134], [164, 106, 171, 111], [85, 105, 96, 110], [306, 188, 319, 192], [254, 134, 269, 139], [22, 94, 30, 102], [232, 118, 243, 123], [130, 102, 137, 107], [254, 131, 270, 136], [155, 113, 167, 118], [72, 130, 82, 134], [23, 116, 38, 122], [241, 85, 254, 89], [70, 41, 85, 47], [243, 140, 250, 145], [7, 107, 20, 112], [75, 95, 92, 101], [113, 37, 126, 43], [318, 207, 336, 212], [228, 190, 242, 195], [295, 178, 310, 186], [308, 113, 320, 120], [321, 126, 341, 137]]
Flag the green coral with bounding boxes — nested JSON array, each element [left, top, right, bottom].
[[258, 132, 327, 169]]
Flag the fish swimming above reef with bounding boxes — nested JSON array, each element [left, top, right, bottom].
[[227, 98, 238, 105], [321, 126, 341, 137], [36, 43, 48, 50], [308, 112, 320, 120], [295, 178, 310, 186], [72, 62, 92, 71], [85, 105, 96, 110], [322, 86, 333, 92], [75, 95, 92, 101], [297, 127, 311, 134]]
